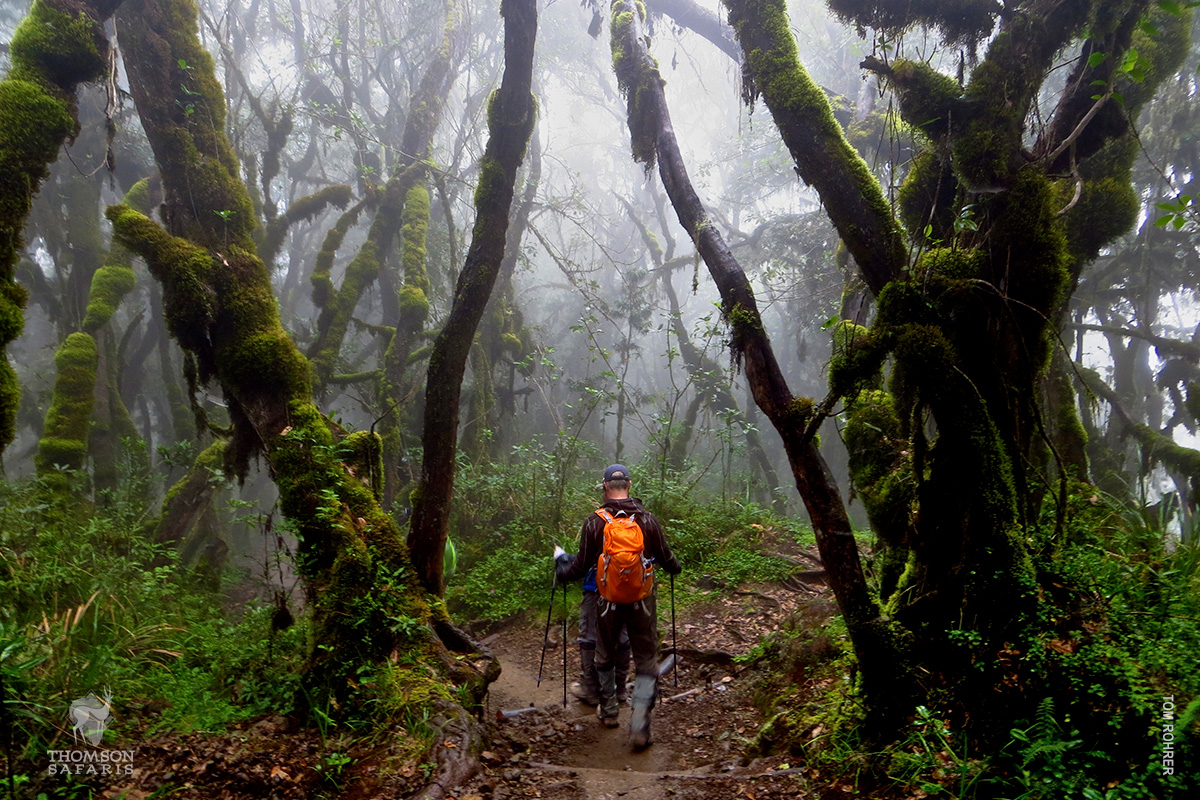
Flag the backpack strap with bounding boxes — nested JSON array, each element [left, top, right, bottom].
[[595, 508, 615, 524]]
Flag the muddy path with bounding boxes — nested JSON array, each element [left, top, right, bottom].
[[456, 579, 837, 800]]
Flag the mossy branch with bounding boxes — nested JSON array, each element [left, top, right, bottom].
[[106, 203, 217, 371], [722, 0, 906, 296], [260, 184, 353, 265], [607, 3, 890, 710]]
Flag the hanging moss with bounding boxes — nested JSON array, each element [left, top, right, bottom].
[[610, 1, 660, 170], [36, 331, 98, 483], [825, 0, 1001, 44]]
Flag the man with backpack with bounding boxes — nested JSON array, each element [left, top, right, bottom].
[[555, 464, 681, 749]]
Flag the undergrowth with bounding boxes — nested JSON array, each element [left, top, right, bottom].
[[445, 443, 811, 622], [746, 490, 1200, 799], [0, 475, 307, 761]]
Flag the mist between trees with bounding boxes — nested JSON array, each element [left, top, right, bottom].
[[0, 0, 1198, 797]]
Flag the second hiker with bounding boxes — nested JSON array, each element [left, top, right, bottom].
[[555, 464, 681, 750]]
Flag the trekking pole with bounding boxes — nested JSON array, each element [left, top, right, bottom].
[[537, 576, 557, 687], [561, 581, 569, 707], [670, 572, 678, 687]]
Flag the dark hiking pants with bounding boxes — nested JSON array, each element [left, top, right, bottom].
[[594, 593, 659, 677]]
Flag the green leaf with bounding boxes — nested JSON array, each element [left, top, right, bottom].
[[1154, 214, 1173, 227], [1087, 52, 1107, 68]]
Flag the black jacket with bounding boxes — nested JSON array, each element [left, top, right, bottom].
[[556, 496, 681, 584]]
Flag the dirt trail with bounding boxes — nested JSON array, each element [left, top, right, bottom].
[[458, 581, 834, 800]]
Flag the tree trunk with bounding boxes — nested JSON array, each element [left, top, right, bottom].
[[0, 0, 124, 460], [110, 0, 496, 728], [408, 0, 538, 597], [607, 1, 906, 725]]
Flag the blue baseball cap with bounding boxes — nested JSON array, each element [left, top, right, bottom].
[[603, 464, 631, 482]]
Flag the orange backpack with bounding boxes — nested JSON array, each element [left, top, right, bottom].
[[595, 509, 654, 603]]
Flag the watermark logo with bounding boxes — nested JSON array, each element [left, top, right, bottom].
[[1162, 695, 1175, 776], [47, 689, 135, 777], [69, 689, 113, 746]]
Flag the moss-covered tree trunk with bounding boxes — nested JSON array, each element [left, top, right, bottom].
[[462, 132, 540, 463], [711, 0, 1188, 738], [607, 0, 906, 725], [614, 0, 1187, 738], [35, 177, 148, 490], [107, 0, 497, 751], [408, 0, 538, 597], [0, 0, 123, 461]]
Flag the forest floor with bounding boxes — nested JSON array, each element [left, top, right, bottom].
[[456, 576, 841, 800], [42, 547, 844, 800]]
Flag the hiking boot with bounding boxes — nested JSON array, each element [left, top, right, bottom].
[[597, 666, 620, 727], [598, 705, 620, 728], [629, 674, 656, 750], [570, 682, 600, 706]]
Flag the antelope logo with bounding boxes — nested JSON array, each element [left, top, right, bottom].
[[68, 689, 114, 746]]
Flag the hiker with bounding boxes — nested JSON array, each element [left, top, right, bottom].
[[555, 464, 681, 749], [570, 552, 632, 707]]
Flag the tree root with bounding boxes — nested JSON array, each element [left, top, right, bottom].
[[418, 699, 488, 800]]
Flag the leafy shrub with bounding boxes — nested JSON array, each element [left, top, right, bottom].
[[447, 544, 555, 622]]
